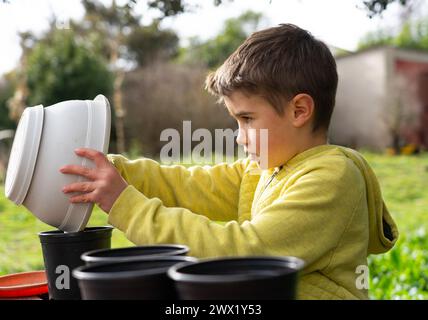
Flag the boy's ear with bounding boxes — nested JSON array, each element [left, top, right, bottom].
[[289, 93, 315, 128]]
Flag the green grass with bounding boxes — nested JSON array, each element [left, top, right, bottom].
[[363, 152, 428, 231], [0, 152, 427, 299], [363, 152, 428, 299], [369, 228, 428, 299]]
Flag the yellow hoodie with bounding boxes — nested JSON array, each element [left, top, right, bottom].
[[107, 144, 399, 300]]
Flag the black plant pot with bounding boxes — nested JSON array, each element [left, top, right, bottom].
[[81, 244, 189, 266], [168, 256, 305, 300], [38, 226, 113, 300], [72, 256, 197, 300]]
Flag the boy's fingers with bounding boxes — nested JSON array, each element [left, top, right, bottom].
[[75, 148, 108, 167], [59, 165, 96, 180], [69, 193, 94, 204], [62, 181, 95, 194]]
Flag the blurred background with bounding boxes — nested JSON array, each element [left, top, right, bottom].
[[0, 0, 427, 299]]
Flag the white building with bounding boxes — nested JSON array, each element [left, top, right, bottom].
[[329, 46, 428, 151]]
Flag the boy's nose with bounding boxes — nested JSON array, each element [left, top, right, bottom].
[[236, 128, 247, 146]]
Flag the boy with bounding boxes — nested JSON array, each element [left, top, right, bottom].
[[60, 24, 398, 299]]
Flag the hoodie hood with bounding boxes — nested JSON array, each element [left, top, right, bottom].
[[338, 146, 399, 254]]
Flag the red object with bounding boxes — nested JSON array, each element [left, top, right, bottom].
[[0, 270, 48, 298]]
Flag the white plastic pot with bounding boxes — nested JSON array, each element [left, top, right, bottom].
[[5, 95, 111, 232]]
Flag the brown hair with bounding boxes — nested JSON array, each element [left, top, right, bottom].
[[205, 23, 338, 132]]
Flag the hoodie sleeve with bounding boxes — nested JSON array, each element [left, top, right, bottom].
[[107, 157, 366, 264], [107, 154, 249, 222]]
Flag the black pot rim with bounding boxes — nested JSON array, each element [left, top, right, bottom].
[[38, 226, 113, 244], [73, 256, 198, 281], [167, 256, 305, 283], [81, 244, 189, 263]]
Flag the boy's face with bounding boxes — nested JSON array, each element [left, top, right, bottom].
[[224, 91, 298, 169]]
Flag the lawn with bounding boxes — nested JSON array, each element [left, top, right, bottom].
[[0, 152, 427, 299], [362, 152, 428, 299]]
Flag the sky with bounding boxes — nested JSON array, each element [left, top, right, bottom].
[[0, 0, 426, 76]]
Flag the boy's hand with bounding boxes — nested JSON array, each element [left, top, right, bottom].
[[59, 148, 128, 214]]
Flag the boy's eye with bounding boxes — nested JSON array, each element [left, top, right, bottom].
[[240, 116, 252, 122]]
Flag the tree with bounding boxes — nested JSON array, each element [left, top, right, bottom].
[[126, 20, 179, 66], [178, 10, 263, 68], [1, 0, 193, 153], [78, 0, 184, 153], [358, 18, 428, 50], [0, 75, 16, 130], [25, 29, 113, 107], [358, 29, 395, 50], [0, 0, 418, 18], [78, 0, 141, 153], [147, 0, 413, 19], [362, 0, 406, 17]]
